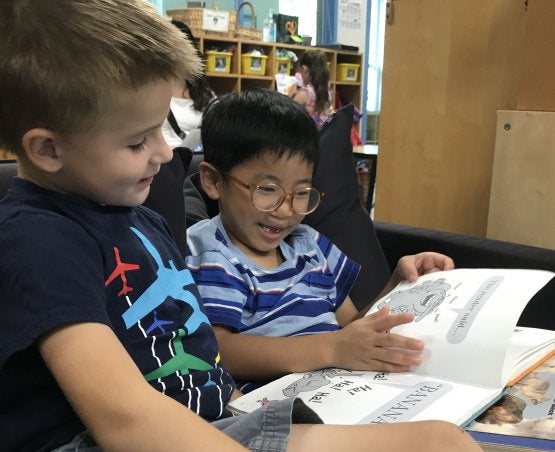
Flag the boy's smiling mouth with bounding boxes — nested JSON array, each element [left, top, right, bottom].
[[137, 176, 154, 188], [258, 223, 291, 240], [260, 223, 282, 233]]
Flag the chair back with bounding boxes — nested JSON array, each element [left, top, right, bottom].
[[0, 160, 17, 199]]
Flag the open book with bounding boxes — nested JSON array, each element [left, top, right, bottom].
[[228, 268, 555, 427]]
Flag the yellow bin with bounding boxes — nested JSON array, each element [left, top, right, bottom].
[[275, 57, 291, 74], [206, 51, 233, 74], [337, 63, 360, 82], [241, 54, 268, 76]]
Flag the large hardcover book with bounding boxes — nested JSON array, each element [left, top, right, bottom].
[[467, 354, 555, 451], [228, 268, 555, 427]]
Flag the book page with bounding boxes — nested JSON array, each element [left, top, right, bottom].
[[229, 368, 502, 426], [367, 269, 555, 387], [503, 328, 555, 385]]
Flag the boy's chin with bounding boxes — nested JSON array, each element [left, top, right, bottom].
[[130, 188, 151, 207], [108, 193, 148, 208]]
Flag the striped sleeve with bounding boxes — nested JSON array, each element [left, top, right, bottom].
[[315, 231, 361, 309], [186, 219, 252, 331], [186, 253, 251, 331]]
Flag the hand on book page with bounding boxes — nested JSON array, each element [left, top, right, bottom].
[[366, 268, 555, 387], [330, 307, 424, 372], [229, 269, 555, 427]]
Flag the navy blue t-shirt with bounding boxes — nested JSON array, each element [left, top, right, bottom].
[[0, 178, 235, 451]]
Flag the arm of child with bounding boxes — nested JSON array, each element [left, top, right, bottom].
[[39, 322, 247, 452], [213, 301, 423, 380]]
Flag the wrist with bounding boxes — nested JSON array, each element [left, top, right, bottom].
[[321, 330, 342, 368]]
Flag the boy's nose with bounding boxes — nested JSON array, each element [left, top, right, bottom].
[[152, 132, 174, 165], [272, 194, 296, 218], [160, 141, 173, 164]]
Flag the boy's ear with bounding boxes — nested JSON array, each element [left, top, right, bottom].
[[21, 128, 63, 172], [198, 161, 222, 200]]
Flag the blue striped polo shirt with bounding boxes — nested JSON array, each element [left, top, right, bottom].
[[185, 216, 360, 338]]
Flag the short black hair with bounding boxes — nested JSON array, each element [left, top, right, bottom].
[[201, 90, 320, 173]]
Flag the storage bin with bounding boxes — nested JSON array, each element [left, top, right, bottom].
[[166, 6, 236, 38], [337, 63, 360, 82], [241, 54, 268, 76], [206, 51, 233, 74], [275, 57, 291, 74]]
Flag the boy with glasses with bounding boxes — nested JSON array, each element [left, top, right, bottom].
[[186, 90, 455, 393]]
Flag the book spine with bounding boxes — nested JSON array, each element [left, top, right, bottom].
[[468, 431, 555, 451]]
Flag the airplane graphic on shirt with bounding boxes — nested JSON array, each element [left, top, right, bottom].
[[144, 328, 212, 381], [104, 246, 140, 296], [121, 227, 210, 335], [145, 310, 173, 334]]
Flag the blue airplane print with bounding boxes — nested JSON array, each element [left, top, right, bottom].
[[122, 227, 210, 335], [145, 310, 173, 335]]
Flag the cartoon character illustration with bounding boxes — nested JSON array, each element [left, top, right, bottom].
[[282, 369, 366, 397], [376, 278, 451, 322], [257, 397, 276, 406]]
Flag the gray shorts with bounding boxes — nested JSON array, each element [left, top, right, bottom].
[[52, 398, 321, 452]]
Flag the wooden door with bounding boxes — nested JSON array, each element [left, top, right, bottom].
[[374, 0, 523, 236], [487, 111, 555, 250]]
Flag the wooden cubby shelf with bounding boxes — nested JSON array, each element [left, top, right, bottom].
[[190, 34, 363, 112]]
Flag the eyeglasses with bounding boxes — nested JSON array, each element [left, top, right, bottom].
[[224, 173, 325, 215]]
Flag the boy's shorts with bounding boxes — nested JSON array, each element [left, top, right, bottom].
[[51, 398, 322, 452], [213, 398, 322, 451]]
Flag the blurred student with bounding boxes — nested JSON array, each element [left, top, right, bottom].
[[289, 50, 332, 127], [161, 20, 215, 149]]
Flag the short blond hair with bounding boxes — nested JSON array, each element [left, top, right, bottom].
[[0, 0, 202, 155]]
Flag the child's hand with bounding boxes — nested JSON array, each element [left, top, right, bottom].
[[230, 389, 244, 401], [285, 83, 298, 97], [393, 252, 454, 285], [330, 307, 424, 373]]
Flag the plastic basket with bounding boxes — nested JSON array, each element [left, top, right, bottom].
[[275, 57, 291, 74], [166, 2, 236, 38], [206, 51, 233, 74], [241, 54, 267, 75], [337, 63, 360, 82]]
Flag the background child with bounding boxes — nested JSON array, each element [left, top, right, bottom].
[[161, 20, 215, 150], [0, 1, 478, 451], [186, 90, 454, 393], [288, 50, 332, 127]]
